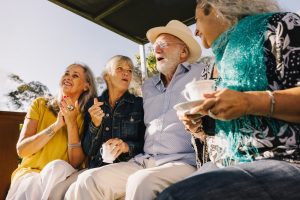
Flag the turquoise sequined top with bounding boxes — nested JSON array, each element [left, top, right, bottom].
[[209, 12, 300, 167]]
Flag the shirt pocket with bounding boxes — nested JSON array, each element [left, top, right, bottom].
[[122, 112, 142, 139]]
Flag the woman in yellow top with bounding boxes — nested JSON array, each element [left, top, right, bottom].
[[6, 63, 97, 200]]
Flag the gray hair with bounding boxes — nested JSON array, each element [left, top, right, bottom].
[[196, 0, 280, 26], [101, 55, 134, 81], [47, 63, 97, 114], [74, 63, 98, 112]]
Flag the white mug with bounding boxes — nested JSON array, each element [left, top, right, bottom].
[[100, 143, 116, 163], [183, 80, 215, 101]]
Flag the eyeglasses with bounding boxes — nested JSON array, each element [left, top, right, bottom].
[[152, 41, 184, 50]]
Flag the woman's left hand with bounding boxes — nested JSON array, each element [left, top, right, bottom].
[[60, 96, 79, 125], [190, 88, 250, 121], [106, 138, 129, 158]]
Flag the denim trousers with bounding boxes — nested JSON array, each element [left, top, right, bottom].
[[157, 159, 300, 200]]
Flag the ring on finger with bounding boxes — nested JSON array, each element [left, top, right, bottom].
[[67, 104, 75, 111], [191, 119, 197, 125]]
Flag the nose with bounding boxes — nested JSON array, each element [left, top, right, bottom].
[[122, 70, 130, 77], [153, 44, 162, 53]]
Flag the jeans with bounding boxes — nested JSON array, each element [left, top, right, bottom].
[[157, 159, 300, 200]]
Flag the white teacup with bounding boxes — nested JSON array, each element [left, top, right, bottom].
[[183, 80, 215, 101], [100, 143, 116, 163]]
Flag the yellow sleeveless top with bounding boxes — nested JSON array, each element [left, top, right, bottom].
[[11, 97, 84, 183]]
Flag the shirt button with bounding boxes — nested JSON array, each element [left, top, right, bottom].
[[106, 113, 110, 117], [105, 127, 110, 131]]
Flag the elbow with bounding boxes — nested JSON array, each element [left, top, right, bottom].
[[16, 144, 25, 158]]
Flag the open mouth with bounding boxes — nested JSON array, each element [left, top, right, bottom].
[[121, 78, 129, 82], [157, 57, 164, 62], [63, 80, 72, 86]]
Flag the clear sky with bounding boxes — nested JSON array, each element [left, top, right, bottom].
[[0, 0, 300, 111]]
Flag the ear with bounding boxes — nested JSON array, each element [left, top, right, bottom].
[[103, 73, 109, 81], [84, 83, 89, 91], [180, 47, 189, 59]]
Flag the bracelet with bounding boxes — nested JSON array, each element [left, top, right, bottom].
[[266, 90, 275, 117], [45, 125, 55, 137], [68, 142, 81, 148]]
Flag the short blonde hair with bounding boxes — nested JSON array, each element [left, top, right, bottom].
[[102, 55, 134, 79], [196, 0, 280, 26]]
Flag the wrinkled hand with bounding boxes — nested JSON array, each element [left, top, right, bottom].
[[177, 111, 205, 140], [105, 138, 129, 158], [60, 96, 79, 125], [190, 88, 250, 121], [88, 98, 105, 127], [54, 111, 65, 130]]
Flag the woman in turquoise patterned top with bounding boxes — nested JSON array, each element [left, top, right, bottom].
[[158, 0, 300, 199]]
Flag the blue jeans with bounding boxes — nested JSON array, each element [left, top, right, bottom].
[[157, 159, 300, 200]]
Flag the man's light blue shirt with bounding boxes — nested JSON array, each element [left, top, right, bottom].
[[134, 62, 205, 166]]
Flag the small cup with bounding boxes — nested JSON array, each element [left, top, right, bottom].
[[100, 143, 116, 163], [183, 80, 215, 101]]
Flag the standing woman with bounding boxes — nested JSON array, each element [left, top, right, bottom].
[[158, 0, 300, 199], [6, 63, 97, 200]]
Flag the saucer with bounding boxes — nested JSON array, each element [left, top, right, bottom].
[[173, 99, 204, 114]]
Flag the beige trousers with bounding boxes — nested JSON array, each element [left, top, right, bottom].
[[64, 158, 195, 200], [6, 160, 76, 200]]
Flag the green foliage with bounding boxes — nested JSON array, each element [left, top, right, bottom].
[[6, 74, 52, 111], [135, 47, 158, 78]]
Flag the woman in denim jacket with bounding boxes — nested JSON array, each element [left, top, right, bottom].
[[49, 55, 145, 200], [83, 55, 145, 168]]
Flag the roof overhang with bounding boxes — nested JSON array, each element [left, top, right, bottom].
[[49, 0, 197, 44]]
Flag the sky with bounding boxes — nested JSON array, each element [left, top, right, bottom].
[[0, 0, 300, 111]]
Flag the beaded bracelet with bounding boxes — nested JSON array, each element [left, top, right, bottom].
[[68, 142, 81, 148], [266, 90, 275, 117]]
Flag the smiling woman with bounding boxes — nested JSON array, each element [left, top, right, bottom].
[[6, 63, 97, 200], [48, 55, 146, 200]]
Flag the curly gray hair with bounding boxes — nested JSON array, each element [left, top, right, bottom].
[[196, 0, 280, 26]]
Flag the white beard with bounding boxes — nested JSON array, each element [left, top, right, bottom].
[[157, 49, 181, 76]]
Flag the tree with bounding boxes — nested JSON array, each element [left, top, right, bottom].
[[6, 74, 52, 111], [135, 46, 158, 78]]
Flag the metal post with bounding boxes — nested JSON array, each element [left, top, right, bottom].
[[139, 44, 148, 81]]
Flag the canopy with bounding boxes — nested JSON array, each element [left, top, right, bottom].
[[49, 0, 197, 44]]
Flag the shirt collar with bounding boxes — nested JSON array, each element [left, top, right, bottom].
[[102, 89, 134, 105], [152, 62, 191, 91]]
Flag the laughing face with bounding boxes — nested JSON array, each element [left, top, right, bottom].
[[60, 64, 89, 98], [153, 34, 187, 76], [194, 6, 230, 48]]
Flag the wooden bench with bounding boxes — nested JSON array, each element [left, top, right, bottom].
[[0, 111, 26, 199]]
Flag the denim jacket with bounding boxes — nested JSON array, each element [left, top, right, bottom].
[[82, 90, 145, 168]]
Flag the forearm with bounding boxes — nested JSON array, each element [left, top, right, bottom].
[[17, 123, 60, 158], [67, 123, 85, 168], [82, 123, 102, 156], [246, 88, 300, 123]]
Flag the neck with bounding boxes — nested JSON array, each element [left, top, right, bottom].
[[161, 73, 174, 87], [108, 88, 126, 108]]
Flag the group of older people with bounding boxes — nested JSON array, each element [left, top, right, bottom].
[[6, 0, 300, 199]]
